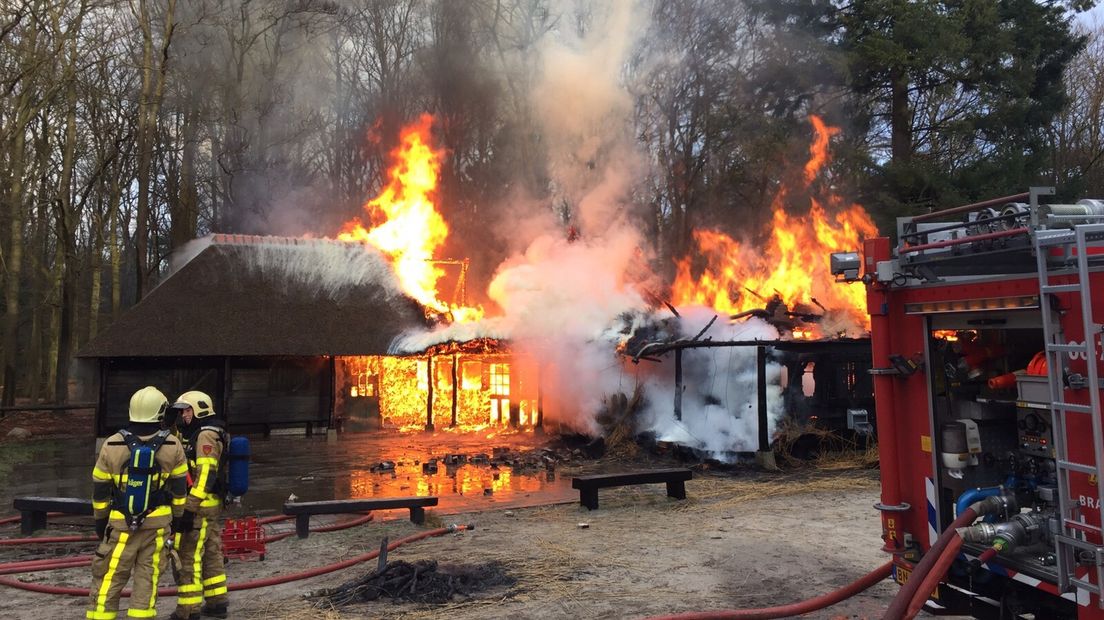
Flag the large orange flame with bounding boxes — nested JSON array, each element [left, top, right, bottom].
[[671, 115, 877, 335], [339, 114, 482, 322]]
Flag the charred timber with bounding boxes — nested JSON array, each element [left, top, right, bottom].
[[420, 338, 508, 357], [628, 338, 870, 362]]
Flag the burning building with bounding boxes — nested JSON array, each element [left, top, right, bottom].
[[79, 108, 877, 456], [77, 235, 546, 436]]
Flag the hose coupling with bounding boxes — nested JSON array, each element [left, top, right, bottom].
[[956, 511, 1050, 552], [970, 492, 1018, 520]]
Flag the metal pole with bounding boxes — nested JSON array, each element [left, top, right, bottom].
[[757, 346, 768, 452], [536, 361, 544, 430], [450, 353, 458, 428], [674, 349, 683, 421], [425, 357, 434, 432], [866, 237, 910, 552]]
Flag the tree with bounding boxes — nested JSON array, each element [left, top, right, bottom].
[[840, 0, 1087, 214]]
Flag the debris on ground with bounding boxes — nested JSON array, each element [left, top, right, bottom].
[[309, 560, 515, 607]]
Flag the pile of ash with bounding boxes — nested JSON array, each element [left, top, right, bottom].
[[311, 559, 515, 607]]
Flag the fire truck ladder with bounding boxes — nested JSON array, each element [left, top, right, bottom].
[[1035, 222, 1104, 604]]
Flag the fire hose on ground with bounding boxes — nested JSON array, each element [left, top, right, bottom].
[[0, 512, 64, 526], [0, 524, 472, 597], [644, 494, 1010, 620], [640, 561, 893, 620], [0, 513, 378, 576], [0, 512, 342, 547], [903, 534, 965, 620]]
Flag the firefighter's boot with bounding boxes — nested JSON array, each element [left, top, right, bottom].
[[201, 602, 228, 618], [168, 611, 199, 620]]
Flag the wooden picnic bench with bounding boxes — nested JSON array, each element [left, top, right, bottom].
[[12, 496, 93, 535], [571, 468, 693, 510], [282, 496, 438, 538]]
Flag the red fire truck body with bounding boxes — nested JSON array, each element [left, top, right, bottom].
[[851, 188, 1104, 618]]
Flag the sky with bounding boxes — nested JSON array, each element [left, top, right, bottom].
[[1079, 3, 1104, 28]]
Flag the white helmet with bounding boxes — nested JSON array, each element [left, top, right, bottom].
[[129, 386, 169, 423], [175, 390, 216, 419]]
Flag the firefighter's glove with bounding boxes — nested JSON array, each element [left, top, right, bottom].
[[175, 510, 196, 534], [95, 518, 108, 540]]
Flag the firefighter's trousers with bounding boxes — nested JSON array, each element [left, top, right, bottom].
[[173, 508, 227, 615], [86, 526, 167, 619]]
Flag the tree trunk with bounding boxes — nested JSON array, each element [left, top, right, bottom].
[[109, 176, 122, 318], [171, 105, 198, 249], [1, 102, 33, 407], [890, 66, 911, 164], [52, 10, 84, 403], [133, 0, 176, 298], [89, 215, 103, 338]]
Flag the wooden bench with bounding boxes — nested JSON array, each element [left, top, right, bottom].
[[571, 469, 693, 510], [12, 497, 93, 535], [283, 496, 438, 539]]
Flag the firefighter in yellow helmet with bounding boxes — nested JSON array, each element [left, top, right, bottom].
[[88, 386, 188, 620], [170, 390, 229, 620]]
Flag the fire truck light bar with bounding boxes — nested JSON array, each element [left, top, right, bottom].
[[905, 295, 1039, 314]]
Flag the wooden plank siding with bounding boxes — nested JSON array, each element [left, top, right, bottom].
[[97, 356, 331, 435]]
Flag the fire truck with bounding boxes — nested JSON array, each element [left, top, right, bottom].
[[832, 187, 1104, 618]]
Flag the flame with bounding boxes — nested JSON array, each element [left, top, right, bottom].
[[338, 114, 482, 322], [342, 353, 539, 433], [671, 115, 878, 335]]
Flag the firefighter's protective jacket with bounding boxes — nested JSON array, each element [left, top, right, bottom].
[[91, 422, 188, 530], [185, 425, 226, 513]]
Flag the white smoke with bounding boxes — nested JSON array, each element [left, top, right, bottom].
[[634, 307, 784, 458], [384, 1, 792, 455], [348, 1, 787, 457]]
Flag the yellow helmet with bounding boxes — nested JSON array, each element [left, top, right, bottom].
[[175, 390, 216, 419], [129, 386, 169, 423]]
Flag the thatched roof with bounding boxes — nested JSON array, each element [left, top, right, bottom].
[[79, 235, 429, 358]]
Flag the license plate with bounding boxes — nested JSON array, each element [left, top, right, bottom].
[[894, 565, 939, 600]]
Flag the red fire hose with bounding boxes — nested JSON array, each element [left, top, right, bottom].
[[0, 556, 93, 571], [904, 535, 965, 619], [882, 505, 979, 620], [0, 524, 471, 597], [641, 561, 892, 620], [0, 513, 377, 575], [262, 513, 375, 544], [0, 535, 97, 546], [0, 513, 353, 547], [0, 558, 91, 575], [0, 513, 65, 526]]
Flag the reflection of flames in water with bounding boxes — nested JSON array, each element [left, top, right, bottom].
[[349, 464, 549, 500], [338, 114, 482, 322], [671, 115, 878, 337], [342, 343, 541, 433]]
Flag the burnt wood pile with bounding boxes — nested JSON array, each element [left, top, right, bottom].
[[312, 559, 515, 607]]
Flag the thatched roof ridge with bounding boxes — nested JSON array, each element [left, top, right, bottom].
[[79, 235, 428, 358]]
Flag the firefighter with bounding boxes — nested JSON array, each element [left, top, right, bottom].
[[88, 386, 188, 620], [170, 390, 229, 620]]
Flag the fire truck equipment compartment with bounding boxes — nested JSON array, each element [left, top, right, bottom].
[[12, 497, 93, 535], [283, 496, 439, 538], [1014, 370, 1050, 404], [570, 469, 693, 510]]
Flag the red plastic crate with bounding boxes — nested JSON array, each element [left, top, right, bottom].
[[222, 517, 265, 562]]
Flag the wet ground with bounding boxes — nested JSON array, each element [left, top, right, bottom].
[[0, 430, 578, 519]]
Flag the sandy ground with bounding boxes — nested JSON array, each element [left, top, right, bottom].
[[0, 467, 908, 620]]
